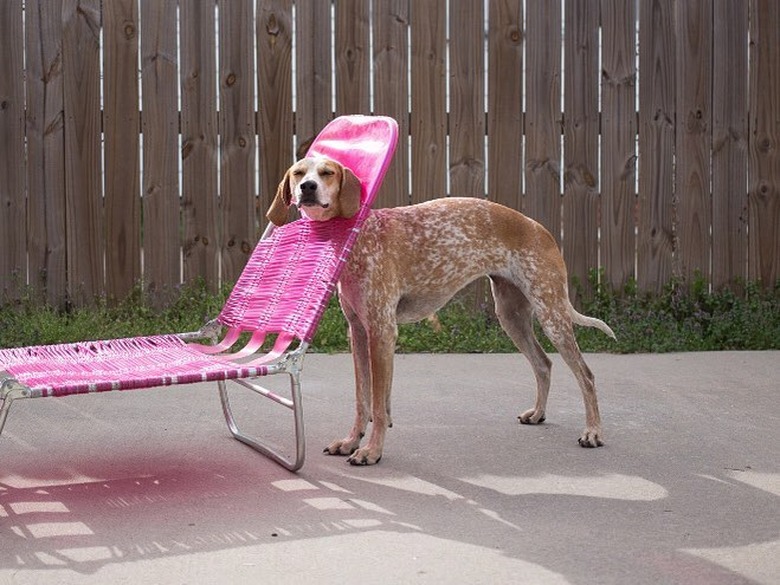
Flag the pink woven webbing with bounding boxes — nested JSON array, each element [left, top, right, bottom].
[[217, 115, 398, 343], [217, 217, 357, 341], [0, 336, 268, 396]]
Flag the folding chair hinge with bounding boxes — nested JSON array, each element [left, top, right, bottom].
[[178, 319, 223, 344], [1, 376, 30, 400], [282, 344, 307, 376]]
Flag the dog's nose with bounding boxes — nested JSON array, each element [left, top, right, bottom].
[[300, 180, 317, 194]]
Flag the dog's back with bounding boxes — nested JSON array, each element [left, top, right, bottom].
[[341, 197, 560, 324]]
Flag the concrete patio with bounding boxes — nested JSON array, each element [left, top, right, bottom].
[[1, 352, 778, 584]]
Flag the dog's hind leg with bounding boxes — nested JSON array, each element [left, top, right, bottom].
[[535, 298, 604, 448], [490, 276, 552, 425]]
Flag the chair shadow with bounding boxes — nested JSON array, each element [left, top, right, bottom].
[[2, 437, 776, 585]]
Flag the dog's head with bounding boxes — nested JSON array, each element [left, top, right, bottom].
[[266, 157, 362, 226]]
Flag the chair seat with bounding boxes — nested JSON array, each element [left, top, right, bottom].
[[0, 336, 268, 397]]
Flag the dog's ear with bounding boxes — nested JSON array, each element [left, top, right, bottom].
[[266, 169, 293, 226], [339, 166, 362, 219]]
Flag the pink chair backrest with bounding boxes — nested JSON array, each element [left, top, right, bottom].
[[216, 116, 399, 343], [306, 115, 399, 211]]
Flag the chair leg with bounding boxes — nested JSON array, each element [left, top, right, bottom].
[[218, 350, 306, 472], [0, 378, 28, 437], [0, 396, 13, 437]]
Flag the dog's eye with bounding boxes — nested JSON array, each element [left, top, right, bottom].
[[320, 168, 335, 177], [292, 169, 305, 177]]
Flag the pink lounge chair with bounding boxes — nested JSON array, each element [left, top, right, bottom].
[[0, 115, 399, 472]]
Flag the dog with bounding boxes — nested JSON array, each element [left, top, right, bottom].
[[267, 156, 615, 465]]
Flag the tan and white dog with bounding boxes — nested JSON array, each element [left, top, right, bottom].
[[268, 156, 615, 465]]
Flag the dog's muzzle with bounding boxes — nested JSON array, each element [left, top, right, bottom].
[[297, 180, 329, 209]]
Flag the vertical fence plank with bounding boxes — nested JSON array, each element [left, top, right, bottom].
[[104, 0, 141, 302], [219, 0, 256, 284], [410, 0, 447, 204], [637, 0, 675, 292], [450, 0, 486, 199], [142, 0, 180, 300], [675, 0, 712, 286], [25, 0, 66, 306], [257, 0, 293, 223], [335, 0, 370, 117], [451, 0, 487, 307], [373, 0, 410, 208], [712, 0, 748, 290], [181, 0, 219, 288], [0, 0, 27, 301], [748, 0, 780, 286], [295, 0, 332, 150], [63, 0, 103, 306], [488, 0, 523, 211], [563, 0, 599, 302], [601, 0, 637, 290], [525, 0, 562, 241]]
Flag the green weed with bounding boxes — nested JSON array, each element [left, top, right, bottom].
[[1, 275, 778, 353]]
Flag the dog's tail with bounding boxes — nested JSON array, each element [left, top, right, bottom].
[[569, 305, 616, 340]]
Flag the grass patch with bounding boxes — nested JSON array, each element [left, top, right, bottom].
[[0, 281, 229, 349], [577, 274, 780, 353], [1, 274, 778, 353]]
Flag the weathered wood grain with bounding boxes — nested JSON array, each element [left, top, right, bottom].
[[2, 2, 775, 307], [525, 0, 562, 241], [219, 0, 257, 285], [181, 0, 219, 288], [410, 0, 447, 204], [748, 0, 780, 286], [104, 0, 141, 301], [488, 0, 523, 211], [675, 0, 712, 286], [637, 0, 675, 292], [335, 0, 370, 116], [24, 0, 66, 305], [63, 0, 104, 306], [712, 0, 748, 290], [563, 0, 599, 303], [295, 0, 332, 150], [142, 0, 180, 301], [601, 0, 637, 290], [373, 0, 410, 208], [450, 0, 486, 199], [258, 0, 294, 228], [0, 0, 29, 301]]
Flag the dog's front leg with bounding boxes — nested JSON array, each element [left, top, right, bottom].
[[324, 315, 371, 457], [347, 324, 396, 465]]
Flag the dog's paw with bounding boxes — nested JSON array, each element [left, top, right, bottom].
[[323, 436, 361, 457], [518, 408, 546, 425], [578, 428, 604, 448], [346, 446, 382, 466]]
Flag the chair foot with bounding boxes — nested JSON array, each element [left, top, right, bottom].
[[0, 378, 29, 437]]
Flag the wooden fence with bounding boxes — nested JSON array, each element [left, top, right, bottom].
[[1, 0, 778, 308]]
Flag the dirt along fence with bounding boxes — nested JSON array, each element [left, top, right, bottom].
[[0, 0, 778, 308]]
